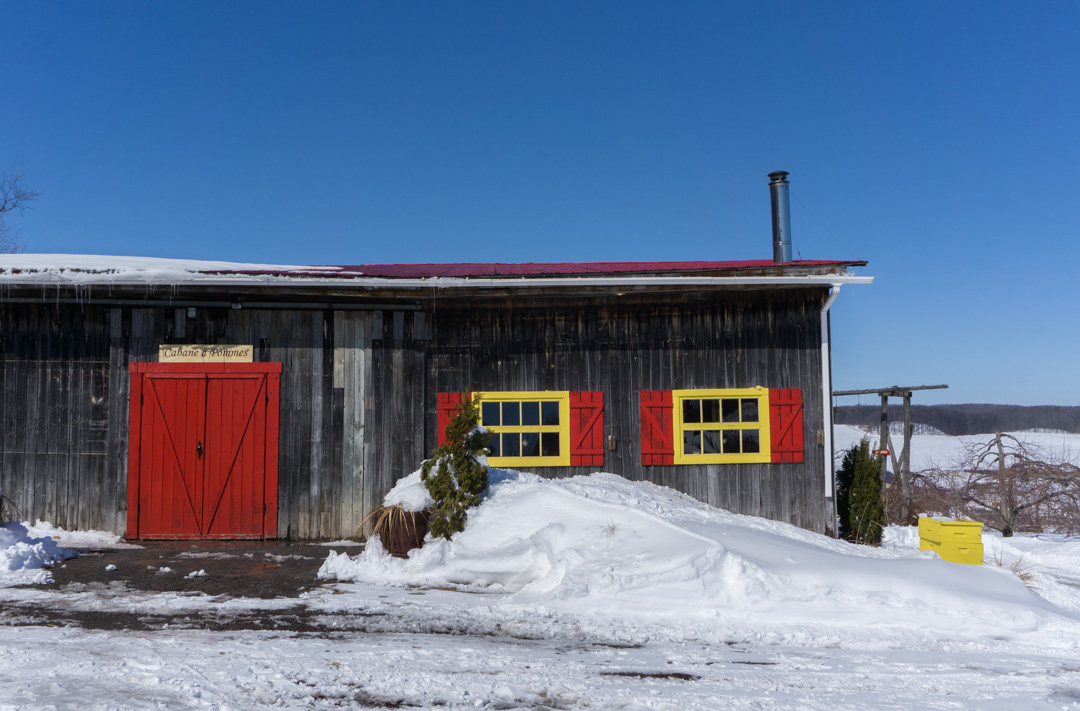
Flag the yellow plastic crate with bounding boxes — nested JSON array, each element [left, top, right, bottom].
[[918, 517, 984, 565]]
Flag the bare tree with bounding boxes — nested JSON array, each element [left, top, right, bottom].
[[0, 171, 40, 253], [913, 433, 1080, 536]]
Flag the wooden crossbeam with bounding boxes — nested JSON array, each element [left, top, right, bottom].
[[830, 384, 949, 524], [832, 384, 948, 397]]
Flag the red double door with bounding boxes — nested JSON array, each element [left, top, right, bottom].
[[127, 363, 281, 539]]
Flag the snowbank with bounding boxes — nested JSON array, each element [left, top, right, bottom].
[[0, 522, 76, 584], [381, 468, 435, 512], [320, 470, 1080, 648], [23, 520, 141, 550], [884, 523, 1080, 616]]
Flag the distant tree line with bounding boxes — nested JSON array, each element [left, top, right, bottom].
[[834, 404, 1080, 435]]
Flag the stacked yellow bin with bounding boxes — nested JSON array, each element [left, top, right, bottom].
[[918, 517, 984, 565]]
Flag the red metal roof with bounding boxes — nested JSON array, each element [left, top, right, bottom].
[[221, 259, 865, 280]]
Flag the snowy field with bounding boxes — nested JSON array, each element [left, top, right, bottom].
[[834, 423, 1080, 472], [4, 467, 1080, 709]]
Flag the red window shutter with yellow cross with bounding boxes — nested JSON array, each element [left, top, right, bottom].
[[769, 388, 804, 463], [569, 391, 604, 466], [639, 390, 674, 465]]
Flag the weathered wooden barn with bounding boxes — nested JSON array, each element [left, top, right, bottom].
[[0, 253, 870, 540], [0, 180, 871, 540]]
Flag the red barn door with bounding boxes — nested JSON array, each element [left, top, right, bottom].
[[127, 363, 281, 540]]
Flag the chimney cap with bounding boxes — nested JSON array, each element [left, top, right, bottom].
[[768, 170, 789, 183]]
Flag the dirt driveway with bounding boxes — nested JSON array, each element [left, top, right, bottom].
[[2, 540, 369, 633], [51, 540, 344, 598]]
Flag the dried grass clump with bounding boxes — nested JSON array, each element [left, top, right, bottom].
[[354, 504, 428, 557], [356, 504, 413, 542], [993, 550, 1041, 593]]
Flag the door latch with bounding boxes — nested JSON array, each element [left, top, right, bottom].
[[196, 441, 203, 459]]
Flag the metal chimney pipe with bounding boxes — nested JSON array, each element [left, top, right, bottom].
[[769, 171, 792, 263]]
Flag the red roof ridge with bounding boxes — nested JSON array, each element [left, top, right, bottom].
[[220, 259, 866, 280]]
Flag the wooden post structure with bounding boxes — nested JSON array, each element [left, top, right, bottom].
[[832, 384, 948, 524], [879, 395, 889, 496]]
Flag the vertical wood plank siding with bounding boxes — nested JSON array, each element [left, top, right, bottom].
[[0, 287, 831, 538], [407, 290, 829, 532], [0, 304, 114, 531], [1, 305, 345, 539]]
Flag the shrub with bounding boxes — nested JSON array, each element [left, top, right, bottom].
[[836, 444, 856, 539], [421, 391, 491, 540], [838, 438, 885, 545]]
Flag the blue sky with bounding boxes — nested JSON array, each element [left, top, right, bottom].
[[2, 2, 1077, 406]]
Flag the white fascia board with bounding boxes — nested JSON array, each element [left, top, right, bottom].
[[0, 274, 873, 289]]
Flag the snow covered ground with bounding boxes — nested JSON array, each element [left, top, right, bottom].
[[4, 470, 1080, 709], [0, 521, 77, 585], [834, 423, 1080, 472]]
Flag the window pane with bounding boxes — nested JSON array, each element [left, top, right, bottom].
[[683, 430, 701, 455], [703, 430, 722, 454], [702, 399, 721, 423], [541, 432, 560, 457], [502, 432, 520, 457], [487, 434, 501, 458], [683, 399, 701, 424], [722, 399, 740, 423], [722, 429, 741, 453], [481, 402, 501, 427], [541, 401, 560, 426], [522, 401, 540, 426], [742, 430, 760, 454], [502, 402, 520, 426], [522, 432, 540, 457], [741, 399, 759, 423]]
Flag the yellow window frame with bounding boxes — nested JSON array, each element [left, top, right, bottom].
[[672, 387, 772, 464], [475, 391, 571, 467]]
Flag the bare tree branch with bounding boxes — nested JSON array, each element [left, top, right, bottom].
[[0, 171, 40, 254], [908, 433, 1080, 536]]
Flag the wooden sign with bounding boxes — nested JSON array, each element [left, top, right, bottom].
[[159, 345, 253, 363]]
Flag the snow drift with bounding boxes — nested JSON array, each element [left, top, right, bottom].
[[0, 521, 76, 583], [320, 470, 1080, 648]]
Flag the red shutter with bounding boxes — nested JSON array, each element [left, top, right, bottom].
[[570, 391, 604, 467], [437, 392, 463, 446], [640, 390, 674, 465], [770, 388, 804, 463]]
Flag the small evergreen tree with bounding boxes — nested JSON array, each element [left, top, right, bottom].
[[421, 392, 491, 540], [835, 443, 858, 539], [844, 438, 885, 545]]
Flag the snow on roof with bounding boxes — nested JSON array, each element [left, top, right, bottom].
[[0, 254, 347, 285], [0, 254, 866, 288]]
